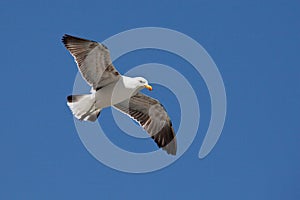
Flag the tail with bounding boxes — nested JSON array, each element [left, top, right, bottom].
[[67, 94, 101, 122]]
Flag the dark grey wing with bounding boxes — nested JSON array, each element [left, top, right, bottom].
[[113, 93, 177, 155], [62, 34, 120, 90]]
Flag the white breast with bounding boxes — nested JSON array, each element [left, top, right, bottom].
[[94, 76, 139, 109]]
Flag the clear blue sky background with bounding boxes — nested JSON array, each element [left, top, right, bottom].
[[1, 0, 299, 199]]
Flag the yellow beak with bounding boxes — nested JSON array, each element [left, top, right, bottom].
[[144, 84, 153, 91]]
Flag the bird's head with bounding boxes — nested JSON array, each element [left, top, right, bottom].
[[135, 77, 152, 91]]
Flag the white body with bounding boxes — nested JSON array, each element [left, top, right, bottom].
[[67, 76, 147, 121], [95, 76, 141, 109]]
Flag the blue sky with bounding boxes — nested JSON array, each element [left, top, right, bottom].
[[1, 0, 299, 199]]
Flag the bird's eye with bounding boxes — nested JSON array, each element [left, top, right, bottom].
[[139, 80, 144, 83]]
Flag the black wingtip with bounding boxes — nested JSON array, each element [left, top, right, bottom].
[[163, 139, 177, 155], [151, 123, 177, 156], [62, 34, 70, 46], [62, 34, 98, 45], [62, 34, 76, 45]]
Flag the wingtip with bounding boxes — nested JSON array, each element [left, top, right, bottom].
[[62, 34, 98, 45], [62, 34, 71, 45], [163, 140, 177, 155]]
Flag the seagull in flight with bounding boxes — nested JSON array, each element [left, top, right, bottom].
[[62, 34, 177, 155]]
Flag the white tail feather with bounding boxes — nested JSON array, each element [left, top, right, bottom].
[[67, 94, 101, 122]]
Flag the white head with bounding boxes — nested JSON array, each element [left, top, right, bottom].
[[133, 77, 152, 91]]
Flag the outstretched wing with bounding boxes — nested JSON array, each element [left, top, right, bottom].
[[62, 34, 120, 90], [113, 93, 177, 155]]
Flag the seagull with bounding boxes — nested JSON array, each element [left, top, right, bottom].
[[62, 34, 177, 155]]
